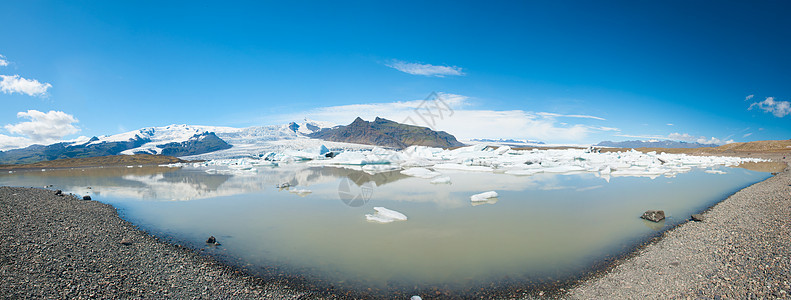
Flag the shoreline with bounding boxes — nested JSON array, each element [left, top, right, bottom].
[[1, 156, 788, 299], [566, 156, 790, 299]]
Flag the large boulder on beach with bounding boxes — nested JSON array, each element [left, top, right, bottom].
[[82, 195, 91, 200], [691, 214, 704, 222], [206, 236, 216, 244], [54, 190, 62, 196], [641, 210, 665, 222]]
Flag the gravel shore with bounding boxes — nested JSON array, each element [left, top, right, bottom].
[[568, 160, 790, 299], [2, 159, 789, 299], [0, 187, 321, 299]]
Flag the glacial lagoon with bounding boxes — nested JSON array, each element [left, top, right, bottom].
[[0, 162, 770, 296]]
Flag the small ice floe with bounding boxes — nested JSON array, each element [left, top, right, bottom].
[[705, 170, 727, 175], [430, 176, 451, 184], [365, 207, 408, 223], [470, 191, 498, 202], [289, 188, 312, 197], [400, 167, 441, 179]]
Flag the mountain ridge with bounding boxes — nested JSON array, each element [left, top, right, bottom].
[[307, 117, 465, 149], [597, 140, 719, 149]]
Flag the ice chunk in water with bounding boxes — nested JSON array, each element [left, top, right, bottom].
[[430, 176, 451, 184], [289, 188, 312, 196], [470, 191, 498, 202], [365, 207, 408, 223], [401, 167, 441, 179]]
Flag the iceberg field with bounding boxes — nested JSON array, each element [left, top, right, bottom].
[[179, 144, 765, 180]]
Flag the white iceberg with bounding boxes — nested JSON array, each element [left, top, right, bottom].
[[365, 207, 408, 223], [705, 170, 727, 174], [430, 176, 452, 184], [400, 167, 442, 179], [288, 188, 312, 196], [470, 191, 498, 202]]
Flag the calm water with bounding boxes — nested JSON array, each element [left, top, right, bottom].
[[0, 164, 770, 295]]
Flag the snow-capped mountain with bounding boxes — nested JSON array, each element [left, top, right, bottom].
[[0, 120, 341, 164]]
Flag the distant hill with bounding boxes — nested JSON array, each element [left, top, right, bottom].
[[469, 138, 545, 145], [597, 140, 719, 149], [713, 139, 791, 153], [0, 154, 185, 171], [307, 117, 465, 149]]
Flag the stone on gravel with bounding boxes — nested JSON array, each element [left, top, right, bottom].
[[690, 214, 704, 222], [82, 195, 91, 200], [120, 238, 133, 245], [0, 186, 294, 299], [641, 210, 666, 222], [206, 236, 216, 244], [54, 190, 62, 196], [569, 159, 791, 299]]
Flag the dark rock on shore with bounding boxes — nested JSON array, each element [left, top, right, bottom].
[[641, 210, 665, 222], [82, 195, 91, 200], [569, 162, 791, 299], [690, 214, 704, 222], [0, 186, 304, 299]]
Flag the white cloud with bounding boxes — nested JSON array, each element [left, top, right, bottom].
[[0, 75, 52, 97], [667, 132, 732, 145], [536, 112, 606, 121], [748, 96, 791, 118], [591, 126, 620, 132], [385, 60, 465, 77], [0, 134, 32, 151], [0, 54, 7, 67], [745, 94, 754, 101], [274, 93, 609, 143], [666, 123, 674, 126], [4, 110, 80, 146], [743, 132, 752, 138]]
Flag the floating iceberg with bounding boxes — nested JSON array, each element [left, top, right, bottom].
[[288, 188, 312, 196], [471, 191, 498, 202], [705, 170, 727, 175], [401, 167, 442, 179], [365, 207, 408, 223], [430, 176, 452, 184]]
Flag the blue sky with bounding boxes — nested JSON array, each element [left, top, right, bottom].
[[1, 1, 790, 149]]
